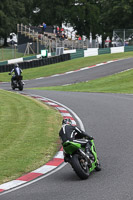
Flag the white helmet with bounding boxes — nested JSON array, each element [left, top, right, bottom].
[[62, 118, 72, 125]]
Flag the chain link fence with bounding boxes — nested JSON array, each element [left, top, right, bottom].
[[113, 29, 133, 46], [0, 45, 24, 62]]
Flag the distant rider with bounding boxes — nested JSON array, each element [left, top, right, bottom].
[[59, 118, 94, 162], [9, 63, 23, 85]]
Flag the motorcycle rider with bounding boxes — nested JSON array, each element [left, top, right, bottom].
[[9, 63, 23, 85], [59, 118, 94, 162]]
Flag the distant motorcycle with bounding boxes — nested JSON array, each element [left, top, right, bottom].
[[63, 138, 101, 179], [9, 73, 24, 91]]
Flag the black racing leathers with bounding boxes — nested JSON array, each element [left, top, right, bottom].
[[59, 124, 92, 144], [10, 67, 22, 83], [11, 67, 22, 76]]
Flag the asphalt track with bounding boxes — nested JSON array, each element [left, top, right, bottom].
[[0, 57, 133, 200]]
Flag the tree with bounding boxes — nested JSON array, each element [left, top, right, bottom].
[[31, 0, 70, 26], [0, 0, 34, 46], [65, 0, 100, 38], [31, 0, 100, 38], [1, 0, 133, 46], [98, 0, 133, 39]]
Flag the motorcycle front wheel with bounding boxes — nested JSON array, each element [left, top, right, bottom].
[[95, 158, 101, 171], [71, 154, 90, 180]]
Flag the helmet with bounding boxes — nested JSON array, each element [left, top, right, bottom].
[[14, 63, 19, 68], [62, 118, 72, 125]]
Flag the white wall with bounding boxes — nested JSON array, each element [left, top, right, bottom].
[[84, 48, 98, 57], [111, 46, 124, 54]]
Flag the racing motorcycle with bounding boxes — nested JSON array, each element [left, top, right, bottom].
[[63, 139, 101, 179], [9, 73, 24, 91]]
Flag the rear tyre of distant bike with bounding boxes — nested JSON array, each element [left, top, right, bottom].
[[11, 83, 15, 90], [18, 81, 23, 91], [71, 154, 90, 180]]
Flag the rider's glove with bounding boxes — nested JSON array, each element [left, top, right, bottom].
[[86, 135, 94, 140]]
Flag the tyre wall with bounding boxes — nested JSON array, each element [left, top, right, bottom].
[[0, 54, 70, 73]]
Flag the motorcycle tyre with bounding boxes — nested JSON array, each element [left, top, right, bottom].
[[95, 158, 101, 171], [18, 82, 23, 91], [11, 83, 15, 90], [71, 154, 90, 180]]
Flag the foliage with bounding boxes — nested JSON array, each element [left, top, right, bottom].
[[66, 0, 100, 38], [32, 0, 100, 38], [99, 0, 133, 39], [32, 0, 133, 38], [0, 0, 34, 45], [31, 0, 70, 26], [1, 0, 133, 44]]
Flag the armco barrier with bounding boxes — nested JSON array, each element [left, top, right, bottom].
[[124, 46, 133, 52], [70, 49, 84, 59], [0, 61, 8, 66], [98, 48, 111, 55], [0, 54, 71, 73], [70, 46, 133, 60], [23, 56, 37, 61]]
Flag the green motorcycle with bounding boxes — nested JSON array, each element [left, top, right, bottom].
[[63, 139, 101, 179]]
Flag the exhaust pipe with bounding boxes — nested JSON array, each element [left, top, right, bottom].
[[78, 149, 92, 167], [78, 149, 90, 160]]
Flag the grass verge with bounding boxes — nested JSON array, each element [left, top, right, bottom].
[[1, 52, 133, 82], [0, 90, 62, 184], [30, 68, 133, 94]]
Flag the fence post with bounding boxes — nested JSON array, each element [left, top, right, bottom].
[[37, 39, 39, 54], [2, 48, 4, 61], [14, 44, 17, 58], [21, 23, 23, 34], [17, 24, 19, 33], [29, 28, 31, 38], [24, 25, 26, 36]]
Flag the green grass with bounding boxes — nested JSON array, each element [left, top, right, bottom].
[[31, 69, 133, 94], [1, 51, 133, 82], [0, 90, 62, 184]]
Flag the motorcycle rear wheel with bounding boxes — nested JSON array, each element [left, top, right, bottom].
[[18, 82, 23, 91], [11, 83, 15, 90], [71, 154, 90, 180]]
